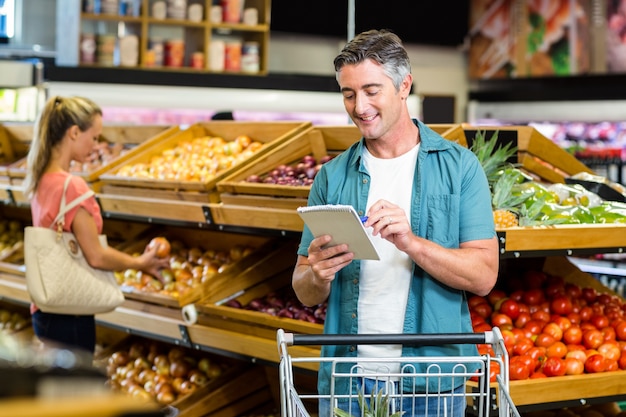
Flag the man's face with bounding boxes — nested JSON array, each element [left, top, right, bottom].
[[337, 59, 407, 141]]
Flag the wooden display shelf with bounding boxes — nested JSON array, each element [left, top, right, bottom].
[[499, 223, 626, 255], [0, 395, 161, 417]]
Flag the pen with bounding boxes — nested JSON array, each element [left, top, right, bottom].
[[360, 216, 368, 224]]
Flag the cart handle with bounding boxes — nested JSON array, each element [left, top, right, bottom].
[[278, 329, 499, 347]]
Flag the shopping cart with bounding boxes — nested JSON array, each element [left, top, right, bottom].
[[277, 327, 521, 417]]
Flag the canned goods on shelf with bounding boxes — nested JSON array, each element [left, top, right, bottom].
[[224, 41, 242, 71], [241, 41, 260, 73], [96, 34, 117, 66], [165, 39, 185, 67], [80, 33, 97, 64]]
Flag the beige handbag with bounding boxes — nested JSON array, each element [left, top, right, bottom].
[[24, 176, 124, 315]]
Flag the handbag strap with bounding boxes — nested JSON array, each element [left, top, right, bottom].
[[51, 175, 95, 232]]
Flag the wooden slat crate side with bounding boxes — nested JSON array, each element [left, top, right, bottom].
[[219, 192, 307, 210], [176, 365, 269, 417], [117, 228, 276, 307], [81, 125, 181, 182], [98, 121, 310, 192], [3, 125, 182, 182], [521, 127, 594, 176], [216, 125, 361, 199], [440, 124, 469, 147], [519, 152, 568, 184], [199, 240, 298, 304]]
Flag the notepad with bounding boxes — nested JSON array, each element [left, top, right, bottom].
[[297, 204, 380, 260]]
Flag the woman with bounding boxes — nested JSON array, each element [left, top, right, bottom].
[[23, 95, 170, 358]]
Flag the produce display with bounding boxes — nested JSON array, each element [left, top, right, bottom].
[[0, 306, 29, 331], [102, 337, 231, 405], [0, 219, 25, 261], [471, 131, 626, 228], [113, 135, 263, 182], [9, 141, 128, 174], [224, 285, 327, 324], [243, 154, 334, 186], [471, 262, 626, 380], [116, 236, 256, 299]]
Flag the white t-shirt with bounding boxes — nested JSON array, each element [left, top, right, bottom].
[[357, 143, 419, 375]]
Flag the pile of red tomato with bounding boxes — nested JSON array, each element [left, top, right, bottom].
[[470, 267, 626, 381]]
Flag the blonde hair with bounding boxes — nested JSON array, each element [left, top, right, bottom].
[[23, 96, 102, 197]]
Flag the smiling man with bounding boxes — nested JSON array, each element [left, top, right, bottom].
[[292, 29, 499, 417]]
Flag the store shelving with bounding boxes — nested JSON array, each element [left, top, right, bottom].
[[57, 0, 271, 75]]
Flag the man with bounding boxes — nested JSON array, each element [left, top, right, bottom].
[[292, 29, 499, 416]]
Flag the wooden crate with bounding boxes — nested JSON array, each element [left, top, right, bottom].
[[461, 126, 593, 183], [95, 334, 264, 417], [196, 266, 324, 337], [98, 121, 311, 203], [116, 226, 285, 308], [6, 124, 180, 183], [216, 125, 362, 209]]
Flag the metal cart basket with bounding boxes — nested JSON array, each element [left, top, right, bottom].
[[277, 327, 521, 417]]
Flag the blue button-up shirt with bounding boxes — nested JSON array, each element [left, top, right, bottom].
[[297, 120, 496, 396]]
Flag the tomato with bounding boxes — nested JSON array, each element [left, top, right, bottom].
[[472, 302, 493, 319], [491, 313, 513, 328], [590, 314, 610, 330], [524, 270, 548, 289], [606, 359, 619, 372], [552, 316, 572, 332], [597, 293, 615, 305], [529, 371, 547, 379], [489, 361, 501, 382], [615, 321, 626, 341], [509, 290, 524, 302], [514, 312, 532, 328], [499, 299, 521, 320], [563, 326, 583, 345], [544, 283, 566, 300], [542, 357, 566, 377], [509, 356, 532, 380], [583, 329, 604, 350], [527, 346, 547, 367], [535, 333, 556, 348], [565, 349, 587, 363], [468, 295, 489, 309], [564, 283, 582, 300], [523, 320, 545, 336], [619, 352, 626, 370], [567, 312, 582, 325], [474, 322, 492, 333], [563, 357, 584, 375], [579, 306, 593, 322], [602, 326, 617, 342], [584, 353, 607, 373], [546, 341, 568, 359], [531, 310, 551, 323], [487, 289, 507, 307], [598, 342, 622, 361], [542, 322, 563, 341], [581, 287, 598, 303], [523, 289, 545, 306], [513, 338, 535, 356], [550, 296, 573, 316]]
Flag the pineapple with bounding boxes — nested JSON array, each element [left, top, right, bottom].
[[491, 169, 532, 229], [469, 130, 518, 190], [469, 130, 525, 229]]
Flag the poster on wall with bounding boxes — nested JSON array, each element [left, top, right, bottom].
[[523, 0, 591, 76], [607, 0, 626, 72], [468, 0, 605, 79], [468, 0, 519, 79]]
